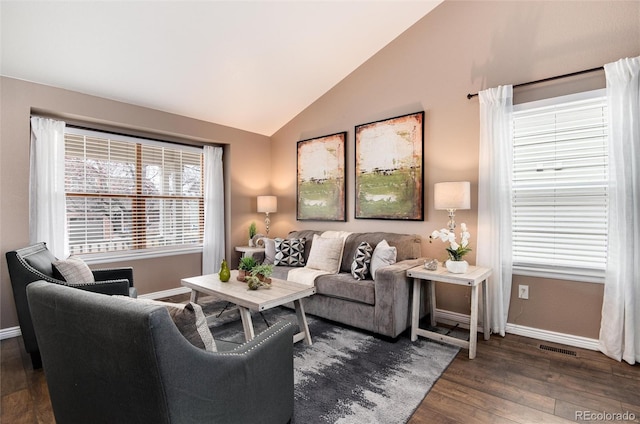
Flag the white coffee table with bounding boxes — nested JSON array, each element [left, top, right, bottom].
[[181, 270, 316, 345]]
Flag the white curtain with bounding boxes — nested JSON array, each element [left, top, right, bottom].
[[477, 85, 513, 337], [599, 56, 640, 364], [29, 116, 68, 259], [202, 146, 225, 275]]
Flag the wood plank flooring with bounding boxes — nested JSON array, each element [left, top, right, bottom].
[[2, 330, 639, 423]]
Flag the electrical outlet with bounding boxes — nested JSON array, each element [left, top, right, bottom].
[[519, 285, 529, 300]]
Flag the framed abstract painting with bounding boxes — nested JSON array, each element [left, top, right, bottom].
[[297, 132, 346, 221], [355, 111, 424, 220]]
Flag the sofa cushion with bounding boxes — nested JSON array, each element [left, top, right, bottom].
[[305, 234, 344, 273], [315, 273, 375, 306], [351, 241, 373, 280], [274, 238, 306, 267], [286, 230, 324, 263], [52, 256, 95, 283], [340, 232, 420, 273], [262, 238, 276, 265], [370, 240, 397, 279]]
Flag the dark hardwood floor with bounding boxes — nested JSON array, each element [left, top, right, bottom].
[[2, 330, 639, 423]]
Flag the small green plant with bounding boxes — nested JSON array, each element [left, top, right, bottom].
[[250, 264, 273, 279], [249, 221, 257, 239], [238, 256, 257, 271], [246, 275, 271, 290]]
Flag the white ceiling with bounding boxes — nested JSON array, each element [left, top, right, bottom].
[[1, 1, 442, 136]]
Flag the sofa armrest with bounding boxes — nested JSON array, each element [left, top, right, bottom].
[[372, 258, 424, 338], [92, 267, 134, 287]]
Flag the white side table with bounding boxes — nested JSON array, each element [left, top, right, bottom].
[[406, 264, 492, 359], [235, 246, 265, 259]]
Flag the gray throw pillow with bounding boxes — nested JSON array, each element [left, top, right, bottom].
[[351, 241, 373, 280], [122, 298, 217, 352]]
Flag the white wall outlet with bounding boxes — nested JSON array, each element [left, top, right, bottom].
[[519, 285, 529, 300]]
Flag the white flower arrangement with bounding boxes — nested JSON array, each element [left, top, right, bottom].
[[429, 223, 472, 261]]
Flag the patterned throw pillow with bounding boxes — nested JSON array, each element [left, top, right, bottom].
[[52, 256, 95, 283], [274, 238, 306, 267], [351, 241, 373, 280]]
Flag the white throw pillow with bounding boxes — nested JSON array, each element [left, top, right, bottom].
[[370, 239, 397, 279], [305, 234, 345, 273], [52, 256, 95, 283], [262, 238, 276, 264]]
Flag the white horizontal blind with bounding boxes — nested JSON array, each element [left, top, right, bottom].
[[512, 90, 608, 282], [64, 128, 204, 255]]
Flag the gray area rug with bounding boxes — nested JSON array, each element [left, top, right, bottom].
[[200, 297, 461, 424]]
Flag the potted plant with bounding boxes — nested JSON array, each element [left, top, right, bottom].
[[250, 263, 273, 284], [248, 222, 257, 246], [238, 256, 257, 282], [429, 223, 472, 274], [245, 275, 271, 291]]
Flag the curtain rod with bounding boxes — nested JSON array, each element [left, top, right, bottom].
[[466, 66, 604, 100]]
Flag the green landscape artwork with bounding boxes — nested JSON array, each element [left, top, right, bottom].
[[355, 112, 424, 220], [297, 132, 346, 221]]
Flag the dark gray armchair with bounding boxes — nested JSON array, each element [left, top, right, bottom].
[[27, 281, 295, 424], [6, 242, 136, 369]]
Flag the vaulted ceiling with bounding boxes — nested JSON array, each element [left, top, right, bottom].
[[1, 1, 442, 136]]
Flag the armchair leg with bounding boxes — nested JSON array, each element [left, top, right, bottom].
[[30, 351, 42, 370]]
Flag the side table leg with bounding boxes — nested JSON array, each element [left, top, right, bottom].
[[411, 278, 421, 342], [238, 306, 255, 342], [469, 285, 479, 359], [429, 280, 436, 327], [482, 279, 490, 341]]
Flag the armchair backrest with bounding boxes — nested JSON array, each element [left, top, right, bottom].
[[26, 281, 295, 424]]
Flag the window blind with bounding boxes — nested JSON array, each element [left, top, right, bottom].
[[64, 128, 204, 255], [512, 90, 608, 282]]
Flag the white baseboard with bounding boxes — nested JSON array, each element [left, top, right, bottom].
[[0, 326, 22, 340], [0, 287, 192, 341], [434, 308, 599, 351]]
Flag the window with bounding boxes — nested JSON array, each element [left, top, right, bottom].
[[512, 89, 608, 283], [64, 127, 204, 257]]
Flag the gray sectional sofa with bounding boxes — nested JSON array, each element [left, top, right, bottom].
[[268, 230, 424, 338]]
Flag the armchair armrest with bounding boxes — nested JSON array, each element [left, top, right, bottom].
[[373, 258, 424, 338], [155, 320, 295, 423], [92, 267, 134, 287], [73, 279, 131, 296]]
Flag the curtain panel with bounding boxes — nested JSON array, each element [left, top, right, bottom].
[[203, 146, 225, 275], [477, 85, 514, 337], [29, 116, 68, 259], [599, 56, 640, 364]]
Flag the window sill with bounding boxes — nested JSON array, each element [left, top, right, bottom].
[[79, 245, 203, 266], [513, 266, 605, 284]]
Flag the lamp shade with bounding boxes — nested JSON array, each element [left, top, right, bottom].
[[257, 195, 277, 213], [434, 182, 470, 210]]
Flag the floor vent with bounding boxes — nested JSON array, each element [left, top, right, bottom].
[[539, 344, 577, 356]]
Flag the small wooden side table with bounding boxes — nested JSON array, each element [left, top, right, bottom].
[[235, 246, 265, 259], [407, 264, 492, 359]]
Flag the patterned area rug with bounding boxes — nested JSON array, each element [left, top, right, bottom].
[[200, 297, 461, 424]]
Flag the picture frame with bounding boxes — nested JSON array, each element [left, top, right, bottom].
[[355, 111, 424, 220], [297, 132, 346, 221]]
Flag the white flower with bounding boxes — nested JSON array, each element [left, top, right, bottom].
[[460, 223, 467, 232], [450, 241, 459, 250]]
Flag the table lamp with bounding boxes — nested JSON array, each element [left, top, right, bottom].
[[257, 195, 277, 235], [434, 181, 470, 232]]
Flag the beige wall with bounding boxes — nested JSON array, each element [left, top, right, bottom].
[[270, 1, 640, 339], [0, 77, 271, 329]]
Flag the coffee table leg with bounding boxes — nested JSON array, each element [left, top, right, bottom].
[[238, 306, 255, 342], [294, 299, 312, 345], [190, 290, 199, 303]]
